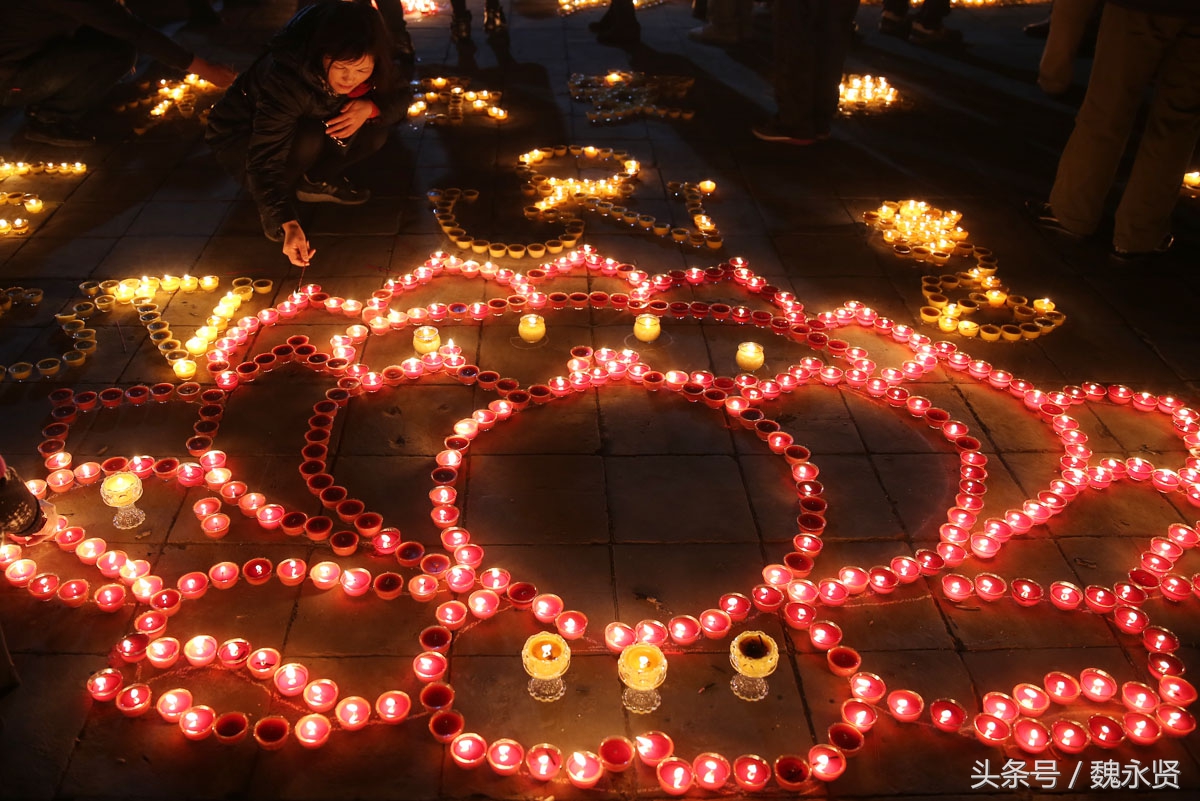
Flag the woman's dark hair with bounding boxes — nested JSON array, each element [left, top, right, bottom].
[[300, 1, 398, 97]]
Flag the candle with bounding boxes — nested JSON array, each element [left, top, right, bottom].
[[413, 325, 441, 354], [634, 313, 661, 342], [618, 643, 667, 714], [736, 342, 764, 371], [729, 631, 779, 701], [487, 739, 524, 775], [156, 688, 193, 723], [517, 313, 546, 343], [295, 713, 332, 748], [657, 757, 694, 796], [451, 733, 489, 769], [566, 750, 604, 788], [526, 743, 562, 780]]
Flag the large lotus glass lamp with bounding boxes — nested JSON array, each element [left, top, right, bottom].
[[100, 472, 145, 530]]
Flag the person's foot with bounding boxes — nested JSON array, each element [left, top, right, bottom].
[[483, 7, 507, 34], [451, 11, 472, 43], [1112, 234, 1174, 261], [879, 11, 910, 38], [688, 25, 741, 45], [752, 121, 818, 146], [1024, 18, 1051, 39], [296, 175, 370, 205], [909, 21, 963, 45], [23, 117, 96, 147], [596, 18, 640, 46], [1024, 200, 1084, 238]]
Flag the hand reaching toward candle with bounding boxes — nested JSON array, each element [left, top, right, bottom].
[[281, 221, 315, 267], [325, 100, 377, 141], [186, 56, 237, 89]]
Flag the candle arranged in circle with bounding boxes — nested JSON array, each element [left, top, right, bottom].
[[413, 325, 441, 355]]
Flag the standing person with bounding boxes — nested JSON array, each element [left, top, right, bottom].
[[753, 0, 859, 145], [589, 0, 640, 47], [0, 0, 236, 147], [1029, 0, 1200, 257], [205, 1, 400, 268], [879, 0, 961, 45], [448, 0, 507, 43], [689, 0, 754, 46]]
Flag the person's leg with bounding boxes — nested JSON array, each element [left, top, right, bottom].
[[373, 0, 414, 59], [4, 31, 135, 125], [812, 0, 861, 138], [1048, 4, 1171, 236], [294, 118, 388, 204], [484, 0, 507, 34], [1113, 18, 1200, 253], [880, 0, 910, 35], [910, 0, 960, 43], [690, 0, 742, 44], [596, 0, 639, 45], [1037, 0, 1101, 95], [755, 0, 817, 141], [449, 0, 472, 41]]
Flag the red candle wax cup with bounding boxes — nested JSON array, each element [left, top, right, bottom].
[[340, 567, 371, 597], [1124, 711, 1162, 745], [656, 757, 694, 796], [375, 689, 411, 723], [635, 730, 674, 766], [526, 743, 562, 780], [1014, 718, 1051, 754], [156, 688, 193, 723], [295, 713, 332, 749], [809, 744, 846, 781], [599, 736, 635, 772], [1080, 668, 1118, 702], [1156, 704, 1197, 736], [734, 754, 770, 791], [1159, 675, 1197, 707], [1050, 719, 1089, 753], [888, 689, 924, 722], [929, 698, 966, 732], [1013, 683, 1051, 717], [87, 667, 124, 701], [555, 610, 587, 640], [94, 583, 127, 612], [773, 755, 811, 790], [180, 705, 217, 741], [429, 709, 465, 743], [973, 713, 1011, 746]]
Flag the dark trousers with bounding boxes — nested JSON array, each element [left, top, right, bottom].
[[773, 0, 860, 138], [450, 0, 501, 14], [213, 118, 389, 233], [0, 29, 136, 123], [883, 0, 950, 27]]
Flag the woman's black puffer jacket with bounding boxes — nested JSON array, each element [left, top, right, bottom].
[[205, 1, 399, 237]]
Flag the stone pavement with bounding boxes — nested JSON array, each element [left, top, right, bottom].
[[1, 1, 1198, 799]]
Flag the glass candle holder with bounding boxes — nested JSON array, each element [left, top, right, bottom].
[[100, 471, 145, 530], [618, 643, 668, 714], [522, 632, 570, 702], [729, 631, 779, 701]]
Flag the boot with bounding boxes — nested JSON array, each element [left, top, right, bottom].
[[688, 0, 749, 44], [451, 10, 472, 43], [595, 1, 639, 45], [484, 5, 507, 34]]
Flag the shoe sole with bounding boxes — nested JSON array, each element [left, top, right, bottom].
[[752, 131, 817, 146], [296, 190, 370, 205]]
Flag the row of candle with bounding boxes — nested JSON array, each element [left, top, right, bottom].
[[407, 78, 507, 123], [838, 74, 900, 113], [557, 0, 664, 17], [13, 249, 1200, 785], [566, 68, 693, 124], [0, 159, 87, 177], [866, 200, 1067, 340]]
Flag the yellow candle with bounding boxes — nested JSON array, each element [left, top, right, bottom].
[[180, 274, 199, 292], [194, 325, 218, 343], [730, 631, 779, 678], [957, 320, 980, 338], [199, 275, 219, 291], [624, 159, 640, 176], [1185, 171, 1200, 189], [1032, 298, 1055, 314], [23, 196, 44, 214], [698, 179, 716, 194], [517, 314, 546, 343], [522, 633, 571, 680], [985, 289, 1007, 308], [114, 286, 136, 303], [100, 472, 140, 507], [617, 643, 667, 691], [160, 275, 180, 292], [937, 314, 959, 333], [633, 314, 661, 343], [736, 342, 764, 372], [173, 359, 197, 380], [413, 326, 441, 355]]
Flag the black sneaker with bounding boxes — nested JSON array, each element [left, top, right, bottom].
[[451, 11, 472, 43], [752, 122, 817, 146], [909, 22, 963, 45], [483, 7, 507, 34], [1024, 200, 1084, 238], [296, 176, 370, 205], [23, 117, 96, 147]]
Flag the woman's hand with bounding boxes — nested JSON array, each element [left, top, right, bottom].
[[281, 221, 315, 267], [324, 99, 376, 140]]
